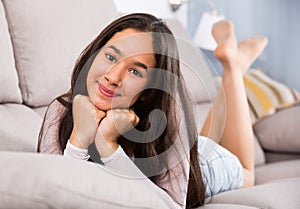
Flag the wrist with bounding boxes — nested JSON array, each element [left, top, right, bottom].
[[70, 128, 90, 149], [95, 136, 119, 158], [64, 140, 90, 161]]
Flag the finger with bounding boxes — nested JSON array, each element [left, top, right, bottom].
[[74, 94, 89, 103], [73, 94, 83, 108], [73, 94, 82, 101], [128, 109, 139, 126], [133, 115, 139, 126], [74, 95, 93, 109], [95, 110, 106, 123], [107, 109, 122, 122], [112, 109, 130, 120], [106, 109, 114, 119]]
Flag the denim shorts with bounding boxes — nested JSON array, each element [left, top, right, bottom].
[[198, 136, 244, 197]]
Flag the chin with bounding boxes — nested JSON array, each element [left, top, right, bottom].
[[94, 102, 112, 111], [92, 94, 132, 110]]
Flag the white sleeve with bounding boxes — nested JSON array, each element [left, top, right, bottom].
[[63, 141, 145, 177], [100, 145, 146, 178], [63, 140, 90, 161]]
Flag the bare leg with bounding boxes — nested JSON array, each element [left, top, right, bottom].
[[200, 21, 268, 187]]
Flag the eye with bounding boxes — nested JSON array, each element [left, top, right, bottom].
[[129, 68, 143, 77], [105, 53, 117, 63]]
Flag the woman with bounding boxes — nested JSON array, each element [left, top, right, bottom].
[[38, 13, 267, 208]]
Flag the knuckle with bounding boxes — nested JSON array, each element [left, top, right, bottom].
[[74, 94, 81, 100], [135, 116, 140, 124], [100, 111, 106, 118], [106, 110, 113, 118]]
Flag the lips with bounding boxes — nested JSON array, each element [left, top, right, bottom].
[[98, 83, 121, 98]]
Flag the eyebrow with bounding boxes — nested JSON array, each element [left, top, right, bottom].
[[107, 45, 121, 55], [134, 61, 148, 71], [107, 45, 149, 70]]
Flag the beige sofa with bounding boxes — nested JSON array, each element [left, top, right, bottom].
[[1, 0, 300, 208]]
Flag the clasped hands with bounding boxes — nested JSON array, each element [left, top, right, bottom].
[[69, 95, 139, 157]]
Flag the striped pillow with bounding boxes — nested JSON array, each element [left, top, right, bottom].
[[244, 68, 300, 124]]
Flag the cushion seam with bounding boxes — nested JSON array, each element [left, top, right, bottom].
[[1, 0, 29, 104]]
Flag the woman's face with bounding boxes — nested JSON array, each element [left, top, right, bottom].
[[86, 28, 156, 111]]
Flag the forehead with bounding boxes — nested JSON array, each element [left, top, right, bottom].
[[105, 28, 155, 59]]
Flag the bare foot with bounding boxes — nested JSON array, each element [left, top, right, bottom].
[[212, 20, 268, 73], [238, 36, 268, 74], [212, 20, 238, 66]]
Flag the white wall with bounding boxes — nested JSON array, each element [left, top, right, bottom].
[[113, 0, 188, 28]]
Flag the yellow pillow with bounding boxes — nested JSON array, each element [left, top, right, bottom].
[[244, 68, 300, 124]]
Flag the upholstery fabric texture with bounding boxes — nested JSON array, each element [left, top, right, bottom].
[[0, 2, 22, 103], [209, 177, 300, 209], [196, 204, 259, 209], [0, 151, 171, 209], [254, 105, 300, 153], [0, 104, 41, 152], [1, 0, 300, 208], [255, 159, 300, 185], [244, 68, 300, 124], [2, 0, 118, 107], [166, 19, 217, 104]]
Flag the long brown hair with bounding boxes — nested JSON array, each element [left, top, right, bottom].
[[38, 13, 205, 208]]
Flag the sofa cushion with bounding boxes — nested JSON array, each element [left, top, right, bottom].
[[166, 19, 217, 104], [0, 151, 174, 209], [32, 106, 48, 119], [2, 0, 118, 107], [255, 159, 300, 185], [0, 2, 22, 104], [193, 102, 211, 132], [0, 104, 42, 152], [244, 68, 300, 124], [254, 105, 300, 153], [209, 177, 300, 209], [253, 134, 265, 166], [197, 204, 259, 209], [264, 151, 300, 163]]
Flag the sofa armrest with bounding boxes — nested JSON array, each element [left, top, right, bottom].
[[0, 151, 174, 209]]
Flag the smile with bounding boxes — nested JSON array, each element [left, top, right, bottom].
[[98, 83, 121, 98]]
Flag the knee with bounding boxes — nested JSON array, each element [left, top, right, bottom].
[[243, 168, 255, 187]]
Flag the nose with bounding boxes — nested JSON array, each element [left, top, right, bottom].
[[104, 63, 125, 87]]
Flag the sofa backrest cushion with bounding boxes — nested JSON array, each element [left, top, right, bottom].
[[165, 19, 217, 103], [0, 2, 22, 104], [2, 0, 118, 107]]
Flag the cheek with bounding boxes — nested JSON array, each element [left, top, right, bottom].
[[123, 78, 148, 105], [86, 62, 109, 85], [87, 52, 111, 80], [86, 64, 109, 103], [86, 69, 96, 94]]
